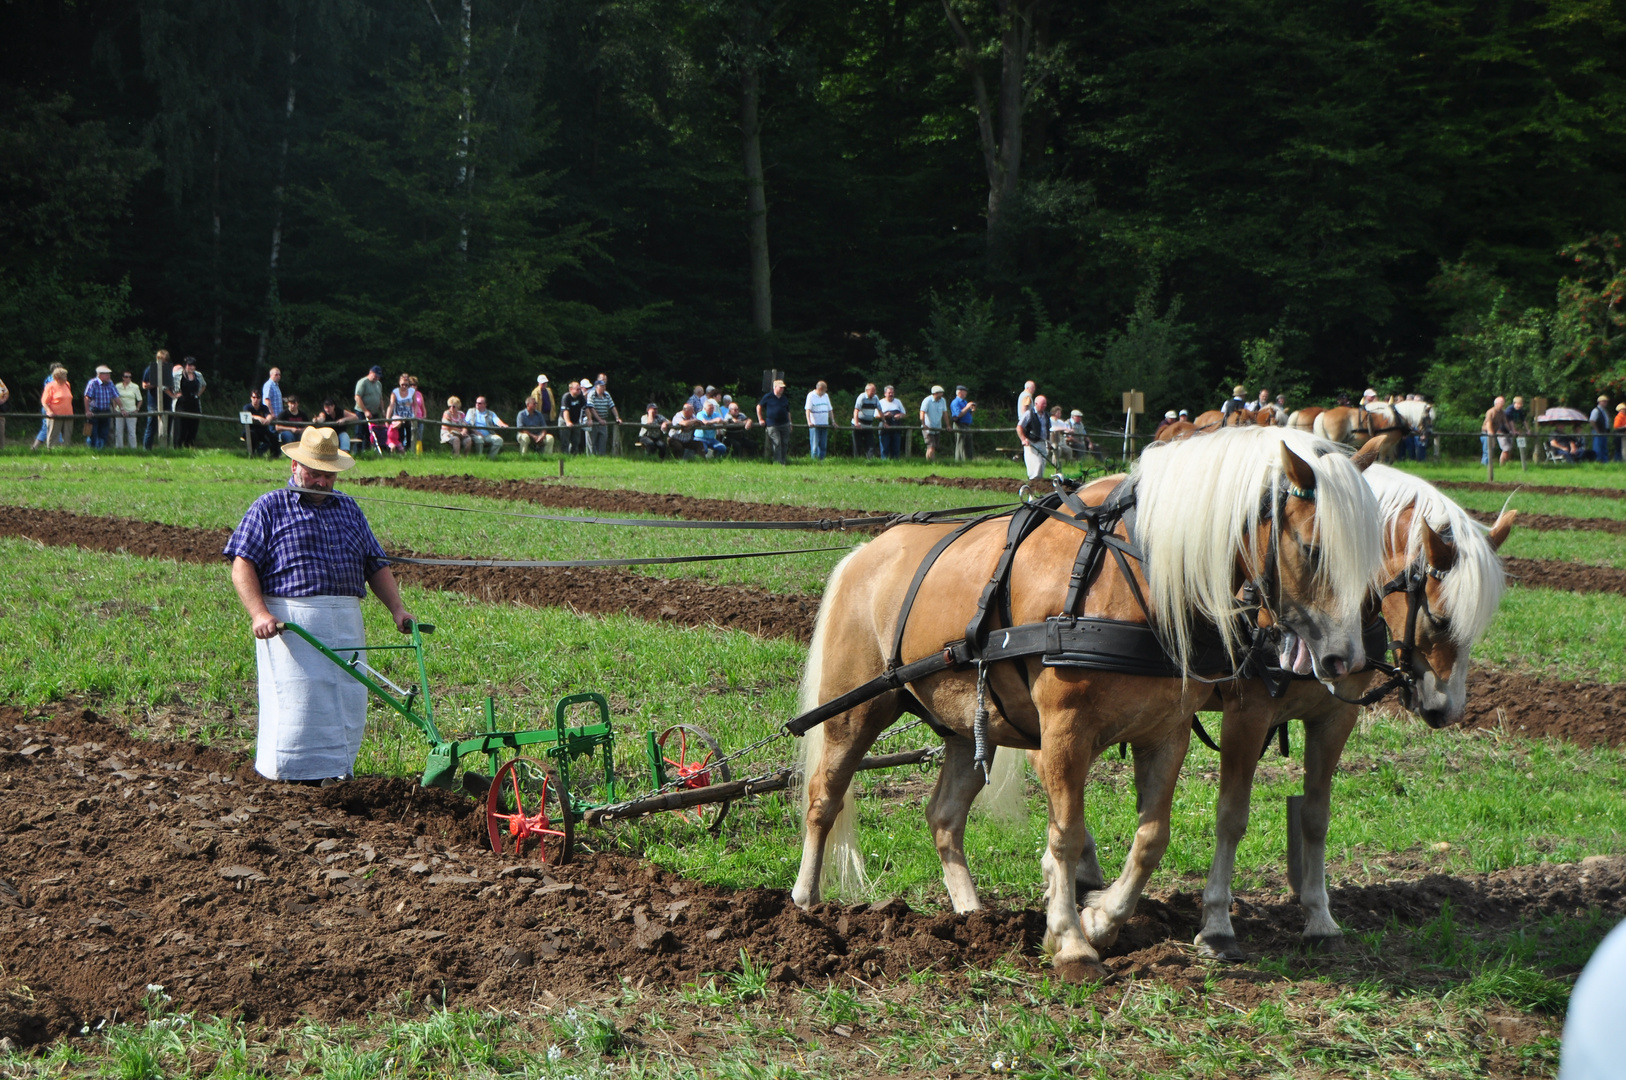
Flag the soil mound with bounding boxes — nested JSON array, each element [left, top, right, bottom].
[[354, 473, 878, 527], [1437, 480, 1626, 501], [3, 703, 1622, 1046], [0, 506, 818, 642], [1466, 509, 1626, 535], [1462, 668, 1626, 746], [1502, 557, 1626, 597]]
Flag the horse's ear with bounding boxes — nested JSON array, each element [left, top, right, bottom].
[[1281, 443, 1317, 492], [1351, 445, 1381, 472], [1422, 520, 1457, 573], [1486, 509, 1517, 551]]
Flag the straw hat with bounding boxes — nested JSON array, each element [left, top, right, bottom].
[[281, 426, 355, 472]]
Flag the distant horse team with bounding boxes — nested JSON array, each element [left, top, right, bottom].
[[1157, 385, 1436, 463], [790, 424, 1510, 979]]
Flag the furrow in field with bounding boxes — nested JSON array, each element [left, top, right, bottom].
[[0, 505, 819, 641], [1462, 667, 1626, 746], [355, 472, 881, 524], [1436, 479, 1626, 500], [1501, 557, 1626, 597], [1465, 508, 1626, 535]]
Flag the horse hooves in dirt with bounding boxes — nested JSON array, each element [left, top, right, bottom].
[[1301, 931, 1345, 953], [1054, 957, 1113, 985], [1194, 933, 1247, 963]]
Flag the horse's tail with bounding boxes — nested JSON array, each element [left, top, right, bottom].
[[973, 745, 1028, 825], [1312, 410, 1330, 441], [797, 547, 868, 899]]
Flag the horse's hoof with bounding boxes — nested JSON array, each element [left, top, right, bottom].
[[1194, 934, 1246, 963], [1080, 906, 1121, 949], [1302, 932, 1344, 953], [1054, 957, 1112, 985]]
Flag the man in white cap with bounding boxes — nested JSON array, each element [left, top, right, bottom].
[[919, 384, 949, 462], [1361, 387, 1380, 410], [224, 426, 414, 783], [1155, 409, 1179, 436], [528, 374, 555, 426], [82, 365, 118, 449]]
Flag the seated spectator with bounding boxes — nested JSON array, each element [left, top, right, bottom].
[[440, 396, 472, 455], [311, 398, 359, 452], [466, 396, 507, 458], [694, 400, 729, 458], [244, 389, 277, 456], [703, 385, 722, 413], [667, 403, 704, 460], [515, 398, 554, 455], [722, 401, 754, 429], [275, 395, 309, 444], [1549, 431, 1585, 462], [638, 403, 670, 457]]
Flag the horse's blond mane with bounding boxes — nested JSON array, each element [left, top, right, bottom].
[[1363, 464, 1505, 647], [1133, 426, 1383, 673]]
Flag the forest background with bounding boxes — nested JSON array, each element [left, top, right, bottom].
[[4, 0, 1626, 428]]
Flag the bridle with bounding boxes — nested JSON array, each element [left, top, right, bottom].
[[1326, 556, 1445, 708]]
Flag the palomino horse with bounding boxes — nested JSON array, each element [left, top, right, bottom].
[[1190, 462, 1511, 958], [792, 427, 1383, 977], [1161, 405, 1278, 442], [1286, 407, 1323, 432], [1314, 403, 1409, 456]]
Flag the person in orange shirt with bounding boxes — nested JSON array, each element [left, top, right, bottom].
[[1615, 402, 1626, 463], [37, 367, 74, 450]]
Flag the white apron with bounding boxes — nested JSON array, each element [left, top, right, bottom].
[[256, 595, 368, 780]]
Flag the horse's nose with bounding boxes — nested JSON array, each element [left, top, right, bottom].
[[1323, 655, 1349, 678], [1419, 705, 1451, 729]]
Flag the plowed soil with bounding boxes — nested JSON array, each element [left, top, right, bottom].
[[1467, 509, 1626, 535], [1503, 556, 1626, 597], [3, 703, 1622, 1047], [1462, 668, 1626, 746], [356, 473, 878, 527], [1437, 480, 1626, 500], [0, 506, 819, 642], [895, 474, 1024, 493]]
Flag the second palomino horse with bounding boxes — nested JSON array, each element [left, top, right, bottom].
[[790, 427, 1383, 978]]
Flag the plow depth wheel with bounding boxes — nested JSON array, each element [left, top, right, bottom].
[[657, 724, 733, 833], [485, 757, 574, 863]]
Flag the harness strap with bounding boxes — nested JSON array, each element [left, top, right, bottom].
[[784, 647, 959, 737], [965, 500, 1053, 651], [889, 515, 990, 670]]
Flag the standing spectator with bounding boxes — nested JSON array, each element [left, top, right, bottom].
[[1064, 409, 1095, 457], [529, 375, 555, 425], [32, 371, 56, 449], [805, 379, 833, 460], [311, 398, 359, 450], [353, 365, 386, 450], [1018, 394, 1050, 479], [1016, 380, 1036, 423], [244, 389, 276, 456], [638, 403, 670, 457], [585, 378, 620, 456], [757, 379, 792, 464], [1245, 388, 1270, 415], [466, 395, 507, 458], [276, 395, 309, 445], [1220, 385, 1248, 425], [559, 380, 587, 454], [0, 374, 9, 448], [386, 373, 421, 453], [686, 385, 707, 413], [1047, 405, 1071, 460], [515, 397, 554, 455], [262, 367, 284, 419], [1591, 396, 1615, 463], [39, 367, 74, 449], [82, 365, 118, 449], [172, 358, 205, 449], [702, 385, 721, 413], [852, 382, 881, 459], [878, 385, 906, 459], [1614, 403, 1626, 461], [950, 385, 976, 461], [439, 396, 472, 455], [919, 384, 949, 462], [113, 369, 140, 449], [141, 349, 170, 450], [1483, 395, 1513, 465], [1501, 394, 1530, 464]]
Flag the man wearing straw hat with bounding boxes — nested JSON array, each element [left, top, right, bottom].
[[223, 426, 414, 783]]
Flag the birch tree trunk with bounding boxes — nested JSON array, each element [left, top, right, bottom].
[[211, 111, 223, 371], [741, 57, 772, 335], [456, 0, 473, 257], [254, 17, 298, 379]]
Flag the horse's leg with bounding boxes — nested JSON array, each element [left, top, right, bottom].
[[1195, 698, 1271, 962], [792, 703, 897, 908], [1027, 747, 1103, 892], [1297, 701, 1359, 946], [1081, 721, 1193, 948], [1036, 733, 1104, 979], [926, 735, 987, 912]]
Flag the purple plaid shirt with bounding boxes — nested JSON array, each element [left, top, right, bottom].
[[84, 378, 119, 411], [223, 482, 390, 598]]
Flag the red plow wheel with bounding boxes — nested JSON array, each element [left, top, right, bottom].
[[657, 724, 733, 833], [485, 757, 573, 863]]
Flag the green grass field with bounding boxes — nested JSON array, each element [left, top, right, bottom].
[[2, 448, 1623, 1076]]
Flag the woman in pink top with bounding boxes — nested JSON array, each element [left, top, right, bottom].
[[38, 367, 74, 450]]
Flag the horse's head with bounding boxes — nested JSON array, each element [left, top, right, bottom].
[[1265, 441, 1385, 682], [1377, 499, 1514, 727]]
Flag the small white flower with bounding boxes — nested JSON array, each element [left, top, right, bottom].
[[548, 1044, 563, 1062]]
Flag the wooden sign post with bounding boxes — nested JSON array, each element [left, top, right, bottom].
[[1121, 389, 1145, 460]]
